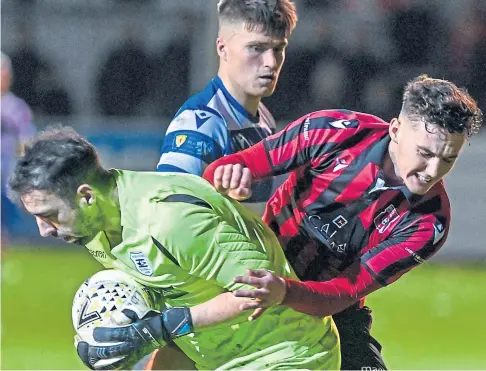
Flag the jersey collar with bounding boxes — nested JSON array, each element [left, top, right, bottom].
[[213, 76, 260, 123]]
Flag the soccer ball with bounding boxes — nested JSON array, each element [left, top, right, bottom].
[[72, 269, 157, 344]]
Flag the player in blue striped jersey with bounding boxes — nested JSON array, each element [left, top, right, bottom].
[[148, 1, 298, 369], [157, 0, 298, 203]]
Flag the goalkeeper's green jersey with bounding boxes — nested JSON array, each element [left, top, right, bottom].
[[85, 170, 340, 370]]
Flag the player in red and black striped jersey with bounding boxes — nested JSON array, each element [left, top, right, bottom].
[[203, 75, 483, 370]]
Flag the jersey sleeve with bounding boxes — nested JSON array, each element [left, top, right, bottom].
[[281, 212, 448, 317], [148, 201, 278, 291], [360, 212, 448, 286], [261, 110, 364, 174], [157, 108, 231, 175], [203, 110, 367, 183]]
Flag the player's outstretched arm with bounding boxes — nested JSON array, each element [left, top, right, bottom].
[[212, 163, 253, 200], [233, 215, 446, 319], [203, 140, 273, 188]]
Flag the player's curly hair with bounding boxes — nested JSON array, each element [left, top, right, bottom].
[[8, 126, 111, 205], [217, 0, 298, 38], [401, 74, 483, 138]]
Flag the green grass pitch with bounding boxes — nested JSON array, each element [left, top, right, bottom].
[[1, 247, 485, 369]]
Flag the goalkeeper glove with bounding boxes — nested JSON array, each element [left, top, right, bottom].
[[76, 307, 193, 370]]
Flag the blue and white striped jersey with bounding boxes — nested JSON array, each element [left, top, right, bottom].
[[157, 76, 278, 202]]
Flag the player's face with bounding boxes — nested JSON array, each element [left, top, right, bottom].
[[389, 116, 466, 195], [218, 22, 288, 99], [22, 190, 99, 246]]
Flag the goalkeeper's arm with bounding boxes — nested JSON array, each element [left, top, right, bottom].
[[76, 292, 253, 370]]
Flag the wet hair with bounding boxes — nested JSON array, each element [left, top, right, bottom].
[[217, 0, 297, 38], [8, 126, 110, 205], [401, 74, 483, 138]]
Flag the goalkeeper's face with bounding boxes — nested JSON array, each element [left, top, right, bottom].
[[21, 188, 106, 246], [217, 22, 288, 98]]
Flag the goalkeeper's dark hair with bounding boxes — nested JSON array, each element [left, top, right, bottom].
[[8, 126, 111, 205], [401, 74, 483, 138], [217, 0, 297, 38]]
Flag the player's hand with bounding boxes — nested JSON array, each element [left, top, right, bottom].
[[75, 306, 192, 370], [75, 309, 167, 370], [213, 164, 252, 201], [233, 269, 287, 321]]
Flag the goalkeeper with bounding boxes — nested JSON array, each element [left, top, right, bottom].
[[8, 126, 340, 370]]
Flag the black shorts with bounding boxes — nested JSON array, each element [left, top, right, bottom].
[[332, 303, 387, 370]]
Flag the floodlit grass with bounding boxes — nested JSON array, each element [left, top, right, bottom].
[[367, 263, 486, 369], [2, 247, 485, 369]]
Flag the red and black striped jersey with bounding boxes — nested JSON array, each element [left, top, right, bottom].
[[203, 109, 451, 317]]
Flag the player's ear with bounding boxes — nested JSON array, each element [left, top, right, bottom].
[[389, 117, 401, 144], [77, 184, 95, 208], [216, 37, 227, 61]]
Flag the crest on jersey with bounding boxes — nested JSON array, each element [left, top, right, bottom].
[[175, 135, 187, 147], [374, 205, 399, 234], [130, 252, 153, 276]]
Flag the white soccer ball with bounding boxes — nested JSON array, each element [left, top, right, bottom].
[[72, 269, 157, 345]]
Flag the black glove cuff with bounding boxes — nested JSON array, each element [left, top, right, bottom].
[[162, 307, 194, 340]]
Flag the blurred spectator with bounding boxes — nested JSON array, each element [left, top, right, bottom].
[[387, 1, 443, 66], [95, 23, 151, 116], [362, 74, 399, 120], [309, 58, 347, 109], [9, 24, 50, 111], [298, 0, 333, 10], [469, 16, 486, 113], [342, 26, 383, 112], [446, 8, 486, 115], [265, 20, 342, 120], [151, 12, 194, 118], [37, 68, 73, 116], [1, 52, 37, 243], [115, 0, 154, 3]]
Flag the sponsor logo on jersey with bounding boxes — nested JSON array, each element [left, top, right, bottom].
[[175, 134, 187, 147], [332, 215, 348, 228], [336, 243, 347, 253], [130, 252, 153, 276], [374, 205, 399, 233], [405, 247, 425, 264], [303, 116, 311, 140], [86, 249, 107, 259]]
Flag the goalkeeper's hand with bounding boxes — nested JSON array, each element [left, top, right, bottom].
[[76, 307, 193, 370]]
